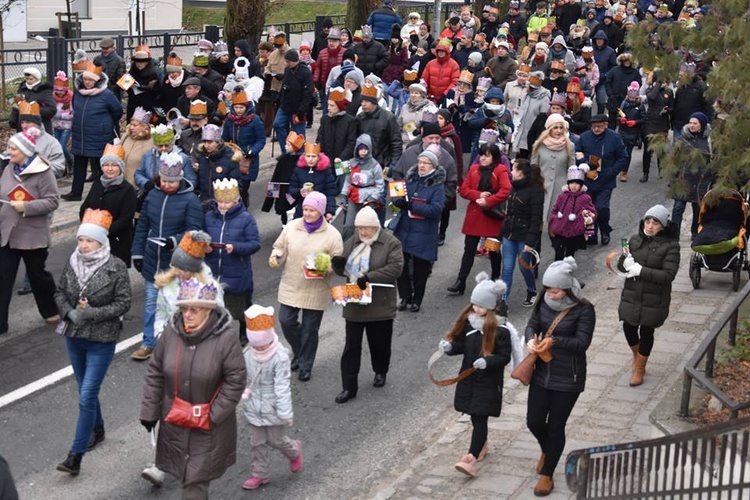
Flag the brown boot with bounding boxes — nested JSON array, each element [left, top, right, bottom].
[[534, 475, 554, 496], [536, 452, 546, 474], [630, 344, 640, 364], [630, 353, 648, 386]]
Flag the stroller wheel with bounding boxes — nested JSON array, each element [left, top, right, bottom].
[[689, 255, 701, 289]]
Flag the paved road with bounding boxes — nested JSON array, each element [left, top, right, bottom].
[[0, 139, 708, 499]]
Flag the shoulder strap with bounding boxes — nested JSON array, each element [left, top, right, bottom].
[[543, 308, 570, 338], [173, 339, 182, 397]]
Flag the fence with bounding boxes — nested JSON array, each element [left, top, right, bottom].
[[565, 416, 750, 498]]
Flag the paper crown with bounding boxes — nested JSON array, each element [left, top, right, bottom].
[[245, 305, 276, 331], [329, 87, 351, 103], [132, 106, 152, 124], [462, 27, 474, 38], [193, 52, 210, 67], [304, 142, 321, 155], [403, 69, 418, 82], [528, 73, 544, 87], [518, 63, 532, 74], [159, 151, 184, 180], [18, 100, 40, 117], [422, 109, 437, 123], [179, 230, 211, 259], [74, 60, 103, 75], [176, 278, 219, 308], [165, 53, 183, 71], [201, 124, 222, 142], [550, 91, 568, 108], [361, 25, 373, 38], [436, 38, 452, 51], [102, 142, 126, 161], [540, 24, 553, 34], [214, 41, 228, 54], [476, 77, 492, 91], [188, 99, 208, 118], [566, 77, 581, 93], [527, 31, 540, 42], [53, 71, 69, 88], [81, 208, 113, 231], [134, 43, 150, 56], [273, 32, 287, 44], [496, 27, 508, 37], [679, 61, 696, 74], [361, 85, 379, 99], [151, 124, 175, 145], [286, 131, 306, 152], [582, 46, 594, 59], [213, 178, 240, 202], [550, 60, 566, 72], [458, 69, 473, 84], [231, 87, 249, 105], [478, 128, 500, 144]]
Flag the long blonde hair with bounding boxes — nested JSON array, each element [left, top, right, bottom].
[[445, 303, 498, 357], [154, 265, 213, 289], [531, 124, 575, 162]]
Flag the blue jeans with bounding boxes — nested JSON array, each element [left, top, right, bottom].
[[142, 281, 158, 348], [54, 128, 73, 163], [66, 337, 116, 454], [273, 108, 306, 154], [501, 238, 537, 300], [277, 304, 324, 372], [672, 199, 699, 238]]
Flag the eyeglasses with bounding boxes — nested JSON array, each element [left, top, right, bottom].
[[180, 306, 201, 314]]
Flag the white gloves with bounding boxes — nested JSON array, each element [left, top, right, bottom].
[[473, 358, 487, 370], [439, 339, 452, 353], [622, 255, 635, 270], [623, 255, 642, 278]]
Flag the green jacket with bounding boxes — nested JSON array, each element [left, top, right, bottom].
[[618, 221, 680, 328]]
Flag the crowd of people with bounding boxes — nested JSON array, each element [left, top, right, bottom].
[[0, 0, 720, 497]]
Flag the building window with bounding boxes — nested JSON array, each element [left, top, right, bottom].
[[70, 0, 90, 19]]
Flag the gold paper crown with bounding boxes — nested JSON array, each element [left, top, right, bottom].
[[134, 44, 150, 56], [179, 231, 211, 259], [189, 100, 208, 116], [518, 63, 532, 73], [273, 33, 286, 44], [18, 101, 40, 117], [403, 69, 418, 82], [528, 74, 544, 87], [166, 53, 182, 67], [54, 74, 68, 87], [74, 60, 103, 75], [540, 24, 553, 34], [102, 142, 125, 161], [361, 85, 379, 99], [287, 131, 306, 152], [437, 38, 452, 50], [329, 87, 349, 102], [527, 31, 540, 42], [550, 60, 566, 71], [304, 142, 321, 155], [81, 208, 113, 231], [567, 79, 581, 93], [212, 178, 240, 202], [458, 69, 473, 84], [231, 88, 249, 105], [245, 312, 275, 331]]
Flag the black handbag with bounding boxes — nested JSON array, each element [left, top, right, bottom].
[[482, 200, 508, 220]]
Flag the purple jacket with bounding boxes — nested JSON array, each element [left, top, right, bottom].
[[548, 187, 596, 238]]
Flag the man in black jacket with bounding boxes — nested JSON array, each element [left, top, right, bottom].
[[94, 37, 126, 101], [356, 85, 402, 172], [274, 49, 314, 154], [352, 26, 389, 78]]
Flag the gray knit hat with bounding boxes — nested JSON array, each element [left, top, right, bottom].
[[170, 230, 211, 272], [644, 204, 669, 227], [418, 150, 439, 168], [542, 256, 579, 290], [471, 272, 507, 309]]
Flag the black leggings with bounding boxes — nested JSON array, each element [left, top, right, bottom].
[[469, 415, 488, 458], [459, 235, 502, 280], [526, 384, 580, 477], [623, 322, 655, 356]]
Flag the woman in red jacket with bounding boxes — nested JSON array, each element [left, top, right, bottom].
[[447, 142, 511, 295]]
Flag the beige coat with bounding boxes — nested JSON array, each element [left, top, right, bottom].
[[265, 44, 289, 93], [121, 132, 153, 187], [272, 218, 343, 311], [0, 155, 59, 249]]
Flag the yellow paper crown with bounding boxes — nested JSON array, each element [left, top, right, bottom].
[[102, 142, 125, 161], [329, 87, 349, 102], [18, 101, 40, 117], [550, 60, 566, 71], [245, 312, 275, 331], [518, 63, 532, 73], [403, 69, 418, 82], [166, 53, 182, 67], [212, 178, 240, 202], [361, 85, 379, 100], [304, 142, 321, 155], [458, 69, 473, 84], [81, 208, 113, 231], [74, 60, 103, 75], [231, 88, 249, 105], [189, 100, 208, 117], [287, 131, 306, 152]]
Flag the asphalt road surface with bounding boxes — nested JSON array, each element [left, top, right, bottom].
[[0, 150, 671, 499]]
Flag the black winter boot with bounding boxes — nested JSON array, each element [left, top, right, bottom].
[[86, 425, 105, 451], [57, 453, 82, 475], [447, 277, 466, 295]]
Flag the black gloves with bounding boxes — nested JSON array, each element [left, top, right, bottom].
[[133, 258, 143, 273], [356, 274, 369, 290], [164, 237, 176, 251], [140, 419, 157, 432], [392, 198, 410, 210], [144, 180, 154, 192], [331, 256, 347, 276]]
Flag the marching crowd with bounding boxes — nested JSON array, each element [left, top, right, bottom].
[[0, 0, 720, 497]]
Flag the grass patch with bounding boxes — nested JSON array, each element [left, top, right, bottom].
[[183, 2, 347, 32]]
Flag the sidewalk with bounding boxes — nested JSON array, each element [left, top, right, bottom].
[[371, 225, 731, 499]]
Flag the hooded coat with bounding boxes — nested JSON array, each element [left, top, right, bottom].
[[221, 102, 266, 182], [140, 308, 246, 485], [341, 134, 385, 205], [392, 165, 446, 262], [241, 343, 293, 426], [617, 220, 680, 328], [548, 185, 597, 238], [422, 54, 460, 100], [447, 321, 512, 416], [204, 202, 261, 295], [196, 144, 243, 201], [71, 73, 122, 157], [460, 161, 512, 237], [500, 177, 545, 247], [674, 124, 713, 203], [355, 105, 403, 168], [79, 179, 137, 266], [9, 80, 56, 133], [288, 152, 338, 218]]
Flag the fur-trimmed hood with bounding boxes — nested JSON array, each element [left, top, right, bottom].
[[296, 151, 332, 171], [405, 164, 446, 186]]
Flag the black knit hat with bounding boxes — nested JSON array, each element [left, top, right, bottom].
[[390, 23, 401, 40], [284, 49, 299, 62], [421, 121, 442, 137]]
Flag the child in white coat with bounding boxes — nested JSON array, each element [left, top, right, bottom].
[[241, 305, 303, 490]]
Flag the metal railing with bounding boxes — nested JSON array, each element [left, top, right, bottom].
[[565, 416, 750, 498], [680, 280, 750, 419]]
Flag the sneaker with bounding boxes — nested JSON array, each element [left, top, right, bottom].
[[16, 285, 32, 296], [242, 476, 270, 490], [522, 291, 537, 307], [290, 440, 303, 473], [141, 464, 165, 487], [131, 346, 154, 361], [44, 314, 61, 324]]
